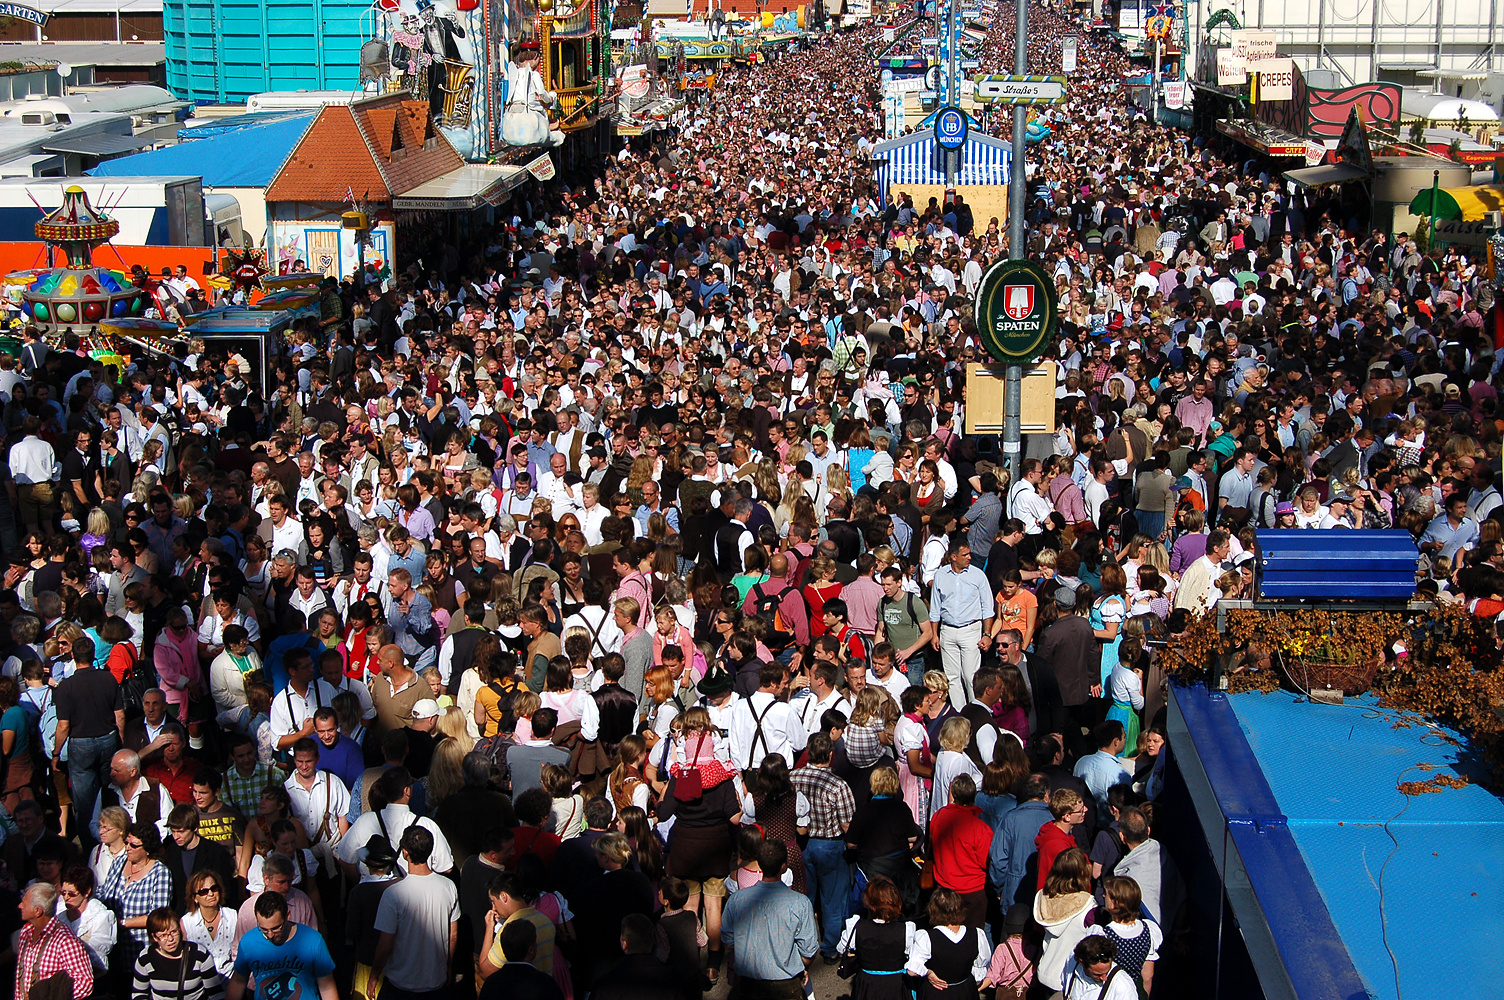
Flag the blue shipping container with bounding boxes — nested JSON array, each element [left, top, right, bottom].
[[164, 0, 372, 103]]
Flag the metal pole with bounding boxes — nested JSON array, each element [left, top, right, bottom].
[[1005, 0, 1027, 478], [947, 0, 957, 104], [1153, 34, 1160, 122], [1429, 169, 1439, 247], [945, 0, 958, 188]]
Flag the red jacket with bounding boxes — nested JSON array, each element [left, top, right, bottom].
[[931, 803, 991, 894], [1035, 820, 1076, 891]]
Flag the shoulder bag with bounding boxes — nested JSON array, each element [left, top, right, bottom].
[[673, 731, 708, 802]]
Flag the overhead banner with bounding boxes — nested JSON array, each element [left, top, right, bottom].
[[1258, 57, 1294, 101], [1061, 36, 1077, 73]]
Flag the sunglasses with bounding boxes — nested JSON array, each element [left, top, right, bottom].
[[195, 886, 221, 896]]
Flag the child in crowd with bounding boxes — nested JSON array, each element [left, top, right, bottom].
[[982, 903, 1036, 1000], [656, 876, 708, 988]]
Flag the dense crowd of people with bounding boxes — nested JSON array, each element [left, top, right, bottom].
[[0, 0, 1502, 998]]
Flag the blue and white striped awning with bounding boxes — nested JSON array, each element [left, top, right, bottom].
[[870, 128, 1013, 191]]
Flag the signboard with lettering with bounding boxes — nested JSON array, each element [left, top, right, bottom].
[[935, 107, 968, 150], [0, 3, 47, 25], [1216, 48, 1245, 85], [1062, 36, 1077, 72], [972, 75, 1067, 105], [1258, 56, 1294, 101], [1433, 218, 1493, 247], [975, 258, 1057, 364], [1162, 80, 1186, 109], [1230, 29, 1277, 67]]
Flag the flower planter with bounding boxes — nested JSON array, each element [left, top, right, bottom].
[[1278, 652, 1385, 697]]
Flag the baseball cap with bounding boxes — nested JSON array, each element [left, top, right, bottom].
[[411, 699, 440, 720]]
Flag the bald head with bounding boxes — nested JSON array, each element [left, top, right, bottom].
[[769, 553, 789, 578], [379, 644, 408, 676], [110, 749, 141, 787]]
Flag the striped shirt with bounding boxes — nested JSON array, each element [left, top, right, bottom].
[[131, 943, 224, 1000]]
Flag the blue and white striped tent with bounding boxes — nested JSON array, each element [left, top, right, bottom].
[[870, 128, 1013, 202]]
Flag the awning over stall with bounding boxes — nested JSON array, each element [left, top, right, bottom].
[[392, 163, 529, 210], [1408, 183, 1504, 221], [871, 127, 1012, 187], [1284, 162, 1370, 189], [1215, 119, 1316, 158]]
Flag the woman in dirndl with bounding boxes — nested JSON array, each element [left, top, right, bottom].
[[836, 877, 914, 1000]]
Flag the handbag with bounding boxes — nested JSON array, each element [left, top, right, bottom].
[[673, 732, 708, 802], [836, 949, 860, 980]]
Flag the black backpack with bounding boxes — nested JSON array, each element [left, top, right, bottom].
[[752, 582, 796, 651], [468, 727, 515, 793]]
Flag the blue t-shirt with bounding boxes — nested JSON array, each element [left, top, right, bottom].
[[1, 704, 30, 757], [233, 922, 335, 1000]]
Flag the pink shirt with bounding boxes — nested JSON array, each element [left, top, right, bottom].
[[153, 627, 202, 722]]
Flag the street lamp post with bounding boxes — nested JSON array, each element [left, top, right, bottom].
[[1004, 0, 1028, 477]]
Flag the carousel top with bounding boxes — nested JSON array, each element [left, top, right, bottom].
[[35, 185, 121, 268]]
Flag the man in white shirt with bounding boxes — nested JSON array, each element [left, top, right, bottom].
[[537, 452, 582, 515], [283, 737, 351, 875], [792, 662, 851, 734], [333, 555, 385, 617], [371, 825, 459, 997], [1173, 528, 1231, 615], [104, 749, 174, 835], [1084, 458, 1115, 526], [1009, 461, 1052, 534], [337, 769, 454, 877], [728, 662, 807, 771], [9, 416, 56, 532], [268, 649, 341, 752], [866, 646, 911, 704], [258, 496, 306, 561]]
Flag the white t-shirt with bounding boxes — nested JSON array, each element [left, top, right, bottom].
[[373, 871, 460, 992]]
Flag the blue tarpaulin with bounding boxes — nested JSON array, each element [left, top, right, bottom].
[[87, 113, 314, 188]]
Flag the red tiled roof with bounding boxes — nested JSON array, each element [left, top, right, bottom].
[[350, 96, 464, 197], [265, 94, 464, 204], [265, 104, 390, 203]]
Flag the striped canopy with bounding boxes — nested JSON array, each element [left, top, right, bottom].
[[871, 128, 1013, 194]]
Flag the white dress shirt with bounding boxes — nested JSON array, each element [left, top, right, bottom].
[[728, 690, 808, 771]]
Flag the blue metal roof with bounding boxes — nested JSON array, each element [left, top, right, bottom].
[[86, 113, 313, 188], [1174, 684, 1501, 1000], [175, 110, 316, 140]]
